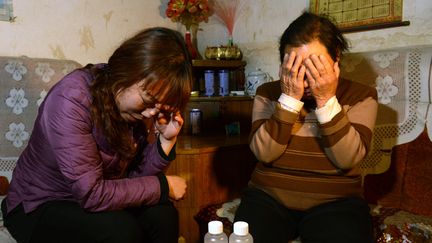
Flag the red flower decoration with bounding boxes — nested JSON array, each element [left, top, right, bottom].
[[166, 0, 211, 30]]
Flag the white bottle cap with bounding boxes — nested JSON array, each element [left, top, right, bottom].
[[233, 221, 249, 236], [208, 220, 223, 234]]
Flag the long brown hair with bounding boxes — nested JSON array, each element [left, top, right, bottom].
[[89, 27, 192, 175]]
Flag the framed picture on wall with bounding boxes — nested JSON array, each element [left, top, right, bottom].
[[309, 0, 410, 33], [0, 0, 13, 22]]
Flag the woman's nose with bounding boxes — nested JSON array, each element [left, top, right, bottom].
[[141, 107, 160, 118]]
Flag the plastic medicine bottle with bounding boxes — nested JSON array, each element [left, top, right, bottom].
[[204, 220, 228, 243], [229, 221, 253, 243]]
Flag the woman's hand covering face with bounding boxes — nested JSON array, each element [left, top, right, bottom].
[[279, 51, 307, 100], [304, 54, 340, 107], [280, 40, 340, 107], [154, 106, 183, 141]]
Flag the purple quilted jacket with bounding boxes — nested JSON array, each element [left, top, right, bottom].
[[6, 66, 171, 214]]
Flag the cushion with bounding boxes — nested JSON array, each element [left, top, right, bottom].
[[0, 177, 9, 196], [364, 130, 432, 216], [400, 131, 432, 216], [371, 205, 432, 242]]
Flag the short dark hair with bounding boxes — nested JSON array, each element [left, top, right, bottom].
[[278, 12, 349, 63]]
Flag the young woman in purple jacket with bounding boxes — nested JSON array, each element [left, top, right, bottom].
[[2, 27, 192, 243]]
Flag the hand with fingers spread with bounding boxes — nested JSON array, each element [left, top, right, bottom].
[[304, 54, 340, 108], [279, 51, 307, 100]]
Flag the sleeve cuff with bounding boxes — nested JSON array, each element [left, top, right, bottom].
[[157, 135, 176, 161], [278, 93, 304, 113], [315, 96, 342, 124], [157, 173, 169, 204]]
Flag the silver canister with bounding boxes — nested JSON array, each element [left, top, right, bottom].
[[204, 70, 215, 96], [190, 108, 202, 135], [218, 69, 229, 96]]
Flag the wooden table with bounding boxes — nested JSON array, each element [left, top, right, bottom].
[[167, 134, 257, 243]]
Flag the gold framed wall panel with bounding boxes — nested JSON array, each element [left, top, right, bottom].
[[0, 0, 13, 22], [310, 0, 409, 32]]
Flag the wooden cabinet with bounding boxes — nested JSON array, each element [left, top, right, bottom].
[[182, 59, 252, 136], [166, 135, 257, 243], [167, 60, 257, 243]]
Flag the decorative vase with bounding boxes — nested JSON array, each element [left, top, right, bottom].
[[183, 23, 203, 60], [189, 24, 202, 59], [185, 31, 198, 59]]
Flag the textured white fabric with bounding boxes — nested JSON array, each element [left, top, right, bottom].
[[340, 45, 432, 175], [0, 56, 81, 182]]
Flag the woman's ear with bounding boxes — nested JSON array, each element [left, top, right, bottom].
[[336, 48, 343, 62], [334, 51, 341, 63], [334, 61, 340, 78]]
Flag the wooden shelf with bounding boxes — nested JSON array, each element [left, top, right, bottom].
[[189, 95, 253, 102], [192, 59, 246, 69]]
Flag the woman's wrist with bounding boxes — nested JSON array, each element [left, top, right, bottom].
[[159, 133, 177, 144], [159, 134, 177, 156]]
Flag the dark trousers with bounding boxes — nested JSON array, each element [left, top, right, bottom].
[[234, 187, 374, 243], [1, 199, 179, 243]]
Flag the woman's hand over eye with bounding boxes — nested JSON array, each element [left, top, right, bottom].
[[304, 54, 340, 107], [155, 110, 183, 141], [279, 51, 307, 100]]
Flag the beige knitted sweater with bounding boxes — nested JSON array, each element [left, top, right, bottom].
[[248, 78, 378, 210]]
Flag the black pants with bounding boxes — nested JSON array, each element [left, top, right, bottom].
[[234, 187, 374, 243], [1, 199, 179, 243]]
